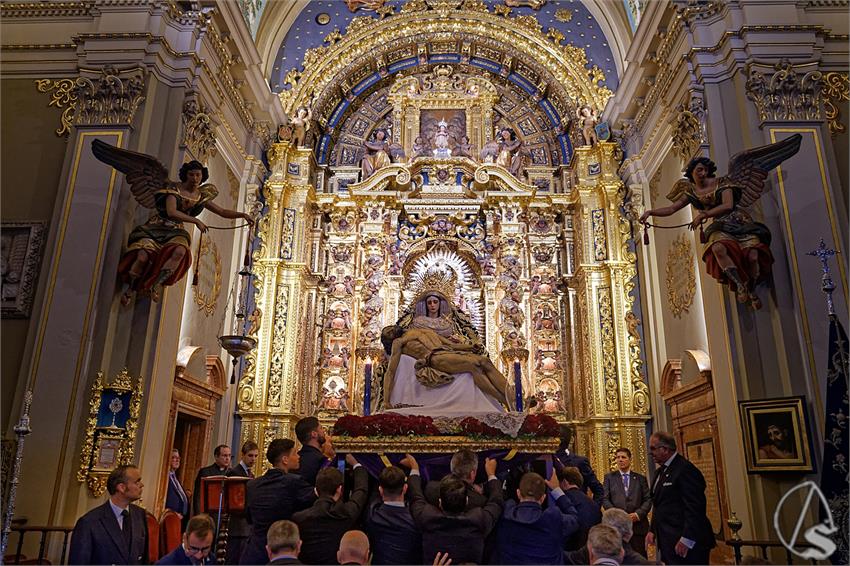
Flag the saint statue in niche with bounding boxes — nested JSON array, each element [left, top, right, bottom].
[[360, 129, 391, 179], [433, 120, 451, 157], [641, 134, 802, 309]]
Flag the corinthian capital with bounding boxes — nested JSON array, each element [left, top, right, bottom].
[[745, 59, 823, 123], [73, 66, 146, 126]]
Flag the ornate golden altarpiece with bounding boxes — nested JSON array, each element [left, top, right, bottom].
[[237, 0, 651, 477]]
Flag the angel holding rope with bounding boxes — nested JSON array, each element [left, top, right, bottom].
[[92, 140, 254, 305], [640, 134, 801, 309]]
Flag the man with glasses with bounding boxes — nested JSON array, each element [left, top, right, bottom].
[[156, 514, 216, 565]]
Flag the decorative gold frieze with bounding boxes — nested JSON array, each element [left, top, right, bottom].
[[181, 97, 218, 163], [625, 312, 650, 415], [77, 369, 143, 497], [821, 72, 849, 136], [34, 79, 77, 136], [268, 283, 289, 407], [665, 234, 696, 318], [745, 59, 823, 123], [73, 66, 146, 126], [591, 209, 607, 261]]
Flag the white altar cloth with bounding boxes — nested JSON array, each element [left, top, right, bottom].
[[387, 354, 503, 417]]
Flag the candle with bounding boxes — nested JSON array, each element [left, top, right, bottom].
[[363, 358, 373, 416], [513, 358, 523, 412]]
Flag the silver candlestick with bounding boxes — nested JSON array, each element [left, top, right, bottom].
[[1, 390, 33, 558]]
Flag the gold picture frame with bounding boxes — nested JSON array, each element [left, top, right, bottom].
[[739, 396, 814, 473]]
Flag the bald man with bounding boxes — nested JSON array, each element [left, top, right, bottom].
[[337, 531, 370, 566]]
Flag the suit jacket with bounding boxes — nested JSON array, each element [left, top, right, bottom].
[[226, 464, 252, 538], [366, 500, 422, 565], [240, 469, 316, 565], [603, 470, 651, 535], [560, 487, 602, 551], [268, 556, 303, 565], [193, 463, 228, 515], [409, 473, 503, 565], [650, 454, 715, 564], [292, 466, 369, 565], [564, 545, 653, 565], [155, 544, 214, 565], [68, 501, 149, 565], [166, 472, 190, 517], [556, 450, 605, 505], [424, 475, 488, 509], [496, 494, 580, 565], [295, 444, 327, 486]]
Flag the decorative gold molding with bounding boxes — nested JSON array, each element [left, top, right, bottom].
[[34, 79, 77, 136], [77, 369, 143, 497], [598, 286, 619, 412], [181, 97, 218, 162], [1, 1, 92, 18], [665, 234, 696, 318], [192, 237, 222, 317], [268, 283, 289, 407], [73, 66, 146, 126], [745, 59, 823, 123], [821, 72, 849, 136], [671, 102, 702, 164]]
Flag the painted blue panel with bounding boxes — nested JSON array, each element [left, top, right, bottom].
[[318, 134, 331, 164], [507, 72, 537, 96], [388, 57, 419, 73], [429, 53, 461, 63], [558, 133, 572, 164], [353, 73, 381, 95], [470, 57, 502, 73], [328, 99, 350, 128], [539, 99, 560, 128]]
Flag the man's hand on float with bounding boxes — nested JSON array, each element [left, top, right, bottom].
[[484, 457, 497, 477], [321, 437, 336, 460], [545, 469, 560, 491], [345, 454, 359, 467], [399, 453, 419, 471]]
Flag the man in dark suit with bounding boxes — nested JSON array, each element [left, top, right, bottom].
[[192, 444, 231, 515], [647, 431, 715, 564], [565, 508, 653, 565], [165, 449, 190, 530], [294, 416, 334, 485], [226, 440, 259, 564], [403, 453, 504, 565], [603, 447, 652, 556], [496, 470, 581, 564], [292, 456, 369, 564], [265, 520, 303, 565], [558, 465, 602, 551], [68, 464, 149, 565], [556, 425, 604, 505], [155, 513, 215, 565], [365, 465, 422, 565], [240, 439, 316, 565], [423, 448, 488, 509]]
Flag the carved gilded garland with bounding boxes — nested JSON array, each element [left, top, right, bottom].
[[822, 72, 849, 136], [192, 236, 222, 317], [665, 234, 696, 318]]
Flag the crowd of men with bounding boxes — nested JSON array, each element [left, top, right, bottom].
[[68, 419, 716, 565]]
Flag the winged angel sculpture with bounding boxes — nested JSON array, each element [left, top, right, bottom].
[[91, 140, 253, 305], [640, 134, 801, 310]]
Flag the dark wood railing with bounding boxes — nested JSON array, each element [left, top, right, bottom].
[[5, 525, 74, 565], [726, 538, 818, 565]]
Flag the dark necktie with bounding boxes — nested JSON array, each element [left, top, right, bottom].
[[622, 473, 630, 493], [652, 464, 667, 496], [121, 508, 133, 551], [247, 466, 254, 478]]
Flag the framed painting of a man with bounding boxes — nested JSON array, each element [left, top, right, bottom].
[[739, 396, 814, 473]]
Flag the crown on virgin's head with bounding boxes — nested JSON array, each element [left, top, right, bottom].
[[413, 267, 457, 306]]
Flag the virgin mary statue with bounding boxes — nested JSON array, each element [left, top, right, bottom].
[[378, 283, 513, 416]]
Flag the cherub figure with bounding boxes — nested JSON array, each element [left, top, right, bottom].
[[410, 136, 430, 160], [91, 140, 254, 305], [291, 105, 313, 148], [640, 134, 802, 309], [579, 105, 598, 146], [454, 135, 475, 159]]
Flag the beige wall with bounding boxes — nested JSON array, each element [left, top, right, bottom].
[[1, 78, 67, 431]]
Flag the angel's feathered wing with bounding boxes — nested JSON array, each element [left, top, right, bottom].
[[722, 133, 802, 208], [91, 139, 171, 208]]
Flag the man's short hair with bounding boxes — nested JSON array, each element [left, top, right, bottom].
[[295, 417, 320, 444], [559, 425, 574, 447], [651, 431, 677, 451], [213, 444, 230, 457], [450, 449, 478, 478], [185, 514, 215, 539], [602, 508, 633, 541], [518, 472, 546, 500], [267, 438, 295, 465], [267, 520, 300, 554], [106, 465, 138, 495], [378, 466, 407, 497], [316, 468, 344, 497], [587, 524, 624, 560], [439, 477, 468, 514], [556, 465, 583, 488], [241, 440, 259, 454], [615, 447, 632, 458]]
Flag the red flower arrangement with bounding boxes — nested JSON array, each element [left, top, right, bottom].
[[333, 413, 560, 438]]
